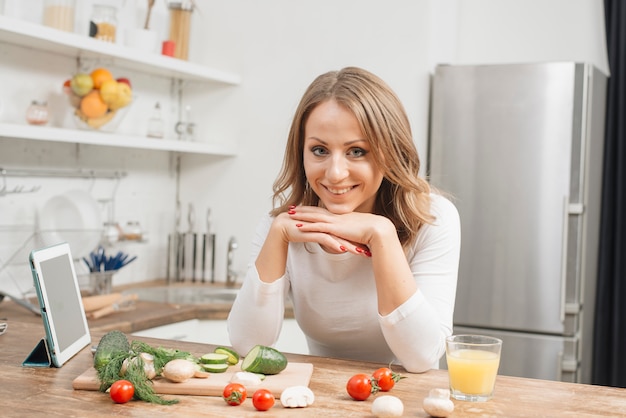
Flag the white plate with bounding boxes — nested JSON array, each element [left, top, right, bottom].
[[39, 190, 103, 258]]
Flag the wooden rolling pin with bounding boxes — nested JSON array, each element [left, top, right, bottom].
[[86, 294, 138, 320], [81, 293, 123, 313]]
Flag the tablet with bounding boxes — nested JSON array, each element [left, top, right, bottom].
[[29, 242, 91, 367]]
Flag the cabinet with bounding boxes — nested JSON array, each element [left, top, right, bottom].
[[0, 15, 241, 156]]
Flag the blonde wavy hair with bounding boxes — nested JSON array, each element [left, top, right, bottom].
[[271, 67, 433, 248]]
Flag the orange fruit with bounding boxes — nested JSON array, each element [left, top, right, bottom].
[[80, 90, 108, 118], [90, 68, 114, 90]]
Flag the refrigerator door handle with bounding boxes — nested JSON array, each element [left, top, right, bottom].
[[559, 196, 569, 323]]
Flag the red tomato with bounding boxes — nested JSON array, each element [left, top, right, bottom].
[[223, 383, 247, 406], [346, 373, 377, 401], [110, 379, 134, 404], [252, 388, 275, 411], [372, 367, 405, 392]]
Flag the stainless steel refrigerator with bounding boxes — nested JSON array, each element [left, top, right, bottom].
[[428, 62, 607, 383]]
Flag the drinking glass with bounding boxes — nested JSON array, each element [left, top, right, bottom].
[[445, 334, 502, 401]]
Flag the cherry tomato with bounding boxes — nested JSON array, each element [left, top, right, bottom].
[[372, 367, 405, 392], [346, 373, 378, 401], [252, 388, 275, 411], [223, 383, 247, 406], [110, 379, 134, 404]]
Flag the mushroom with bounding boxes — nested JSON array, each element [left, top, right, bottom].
[[371, 395, 405, 417], [280, 386, 315, 408], [422, 388, 455, 417]]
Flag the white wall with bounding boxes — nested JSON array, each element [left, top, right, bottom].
[[0, 0, 608, 297]]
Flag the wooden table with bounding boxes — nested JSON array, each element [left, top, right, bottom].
[[2, 302, 626, 417]]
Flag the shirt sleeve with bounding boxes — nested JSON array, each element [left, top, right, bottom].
[[227, 214, 288, 355], [378, 194, 461, 372]]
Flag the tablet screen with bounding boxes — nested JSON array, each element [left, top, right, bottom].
[[30, 243, 91, 367]]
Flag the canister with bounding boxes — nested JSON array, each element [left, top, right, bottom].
[[90, 4, 117, 43], [168, 1, 193, 60], [43, 0, 76, 32]]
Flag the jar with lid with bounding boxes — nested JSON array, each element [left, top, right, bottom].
[[124, 221, 143, 241], [43, 0, 76, 32], [168, 1, 194, 60], [26, 101, 49, 125], [89, 4, 117, 43]]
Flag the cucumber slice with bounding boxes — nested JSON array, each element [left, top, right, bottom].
[[199, 353, 229, 364], [214, 346, 240, 365], [241, 345, 288, 375], [201, 362, 229, 373]]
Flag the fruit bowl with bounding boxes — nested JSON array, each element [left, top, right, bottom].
[[63, 68, 133, 132]]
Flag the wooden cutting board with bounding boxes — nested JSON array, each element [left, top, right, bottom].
[[73, 361, 314, 397]]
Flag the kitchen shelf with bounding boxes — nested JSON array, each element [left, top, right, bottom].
[[0, 15, 241, 85], [0, 123, 237, 156]]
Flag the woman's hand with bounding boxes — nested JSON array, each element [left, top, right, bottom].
[[285, 205, 397, 257]]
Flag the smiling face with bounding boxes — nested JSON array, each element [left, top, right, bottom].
[[303, 100, 384, 214]]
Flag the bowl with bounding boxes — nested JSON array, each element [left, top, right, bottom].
[[64, 77, 133, 132], [72, 101, 133, 133]]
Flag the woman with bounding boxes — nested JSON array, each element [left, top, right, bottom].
[[227, 67, 460, 373]]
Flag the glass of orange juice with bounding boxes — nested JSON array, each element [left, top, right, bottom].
[[445, 334, 502, 401]]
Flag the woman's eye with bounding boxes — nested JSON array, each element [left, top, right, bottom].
[[311, 146, 328, 156], [348, 147, 367, 158]]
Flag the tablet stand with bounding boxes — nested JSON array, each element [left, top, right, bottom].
[[22, 338, 52, 367]]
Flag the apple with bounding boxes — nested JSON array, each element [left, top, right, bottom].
[[108, 82, 132, 110], [70, 73, 94, 97], [116, 77, 131, 88]]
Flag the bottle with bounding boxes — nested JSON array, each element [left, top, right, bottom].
[[147, 102, 164, 138], [26, 101, 49, 125], [90, 4, 117, 43]]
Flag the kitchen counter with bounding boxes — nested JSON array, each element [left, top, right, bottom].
[[2, 301, 626, 416]]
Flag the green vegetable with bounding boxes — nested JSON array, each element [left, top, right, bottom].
[[94, 330, 130, 371], [93, 331, 195, 405], [200, 353, 229, 364], [214, 346, 240, 365], [241, 345, 288, 375], [201, 362, 229, 373]]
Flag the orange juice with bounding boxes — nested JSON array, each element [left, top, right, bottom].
[[447, 348, 500, 395]]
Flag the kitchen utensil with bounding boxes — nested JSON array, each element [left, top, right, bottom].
[[73, 361, 314, 397], [86, 293, 137, 319], [81, 292, 122, 312]]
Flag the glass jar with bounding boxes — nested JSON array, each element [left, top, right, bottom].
[[90, 4, 117, 43], [124, 221, 143, 241], [26, 101, 49, 125], [43, 0, 76, 32], [168, 1, 193, 60]]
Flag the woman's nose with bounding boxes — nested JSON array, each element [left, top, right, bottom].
[[326, 155, 349, 182]]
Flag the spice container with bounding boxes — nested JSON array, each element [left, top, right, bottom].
[[26, 101, 49, 125], [43, 0, 75, 32], [89, 4, 117, 43], [168, 1, 193, 60]]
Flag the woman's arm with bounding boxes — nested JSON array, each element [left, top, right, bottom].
[[379, 195, 461, 372], [227, 215, 288, 354]]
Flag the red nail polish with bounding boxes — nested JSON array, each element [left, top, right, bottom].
[[296, 223, 303, 227], [340, 246, 347, 252], [288, 210, 296, 215], [289, 205, 296, 210], [364, 250, 372, 257], [355, 247, 363, 253]]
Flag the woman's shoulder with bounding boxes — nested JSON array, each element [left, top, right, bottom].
[[428, 192, 460, 223]]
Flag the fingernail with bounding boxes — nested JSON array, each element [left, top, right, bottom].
[[355, 247, 363, 253], [364, 250, 372, 257], [296, 223, 303, 227], [340, 246, 347, 252], [289, 205, 296, 209], [288, 210, 296, 215]]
